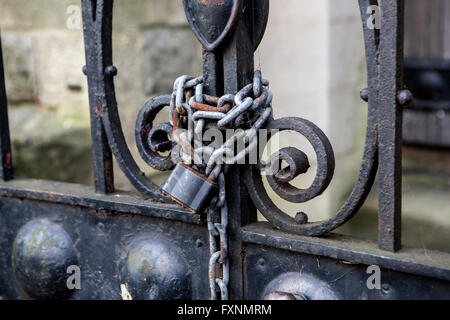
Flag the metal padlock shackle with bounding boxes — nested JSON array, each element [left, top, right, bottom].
[[163, 117, 224, 214]]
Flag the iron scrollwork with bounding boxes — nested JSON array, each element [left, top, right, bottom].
[[135, 95, 175, 172], [81, 0, 406, 239], [245, 0, 382, 236]]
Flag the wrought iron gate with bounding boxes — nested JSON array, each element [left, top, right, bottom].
[[0, 0, 449, 300]]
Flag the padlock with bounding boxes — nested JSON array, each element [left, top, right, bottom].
[[161, 162, 218, 214]]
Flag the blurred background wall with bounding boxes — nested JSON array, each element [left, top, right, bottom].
[[0, 0, 202, 186], [0, 0, 448, 251]]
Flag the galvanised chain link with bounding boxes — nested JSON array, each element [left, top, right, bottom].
[[169, 70, 273, 300], [207, 173, 229, 300]]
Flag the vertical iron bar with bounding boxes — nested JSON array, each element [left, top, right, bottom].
[[378, 0, 404, 252], [202, 50, 223, 96], [222, 0, 257, 299], [81, 0, 114, 194], [82, 0, 164, 200], [0, 35, 13, 181]]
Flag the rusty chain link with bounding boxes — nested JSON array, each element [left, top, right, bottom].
[[169, 70, 272, 300], [207, 172, 229, 300]]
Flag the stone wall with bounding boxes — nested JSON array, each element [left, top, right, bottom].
[[0, 0, 201, 186]]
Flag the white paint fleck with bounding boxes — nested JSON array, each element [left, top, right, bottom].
[[120, 284, 133, 300]]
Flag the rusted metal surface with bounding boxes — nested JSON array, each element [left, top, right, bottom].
[[242, 222, 450, 283], [192, 101, 231, 113], [244, 237, 450, 300], [81, 0, 114, 194], [377, 0, 405, 252], [266, 147, 310, 184], [81, 0, 169, 203], [0, 178, 200, 225]]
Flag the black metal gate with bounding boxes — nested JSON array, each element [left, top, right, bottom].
[[0, 0, 449, 300]]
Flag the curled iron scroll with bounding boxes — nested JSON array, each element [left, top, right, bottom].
[[263, 118, 335, 204], [243, 0, 379, 236], [135, 95, 175, 172], [242, 117, 336, 234]]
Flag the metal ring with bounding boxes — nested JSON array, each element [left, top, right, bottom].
[[244, 117, 338, 235], [135, 95, 176, 171], [263, 118, 335, 203]]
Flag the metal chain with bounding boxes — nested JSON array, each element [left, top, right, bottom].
[[169, 70, 273, 300], [207, 172, 229, 300]]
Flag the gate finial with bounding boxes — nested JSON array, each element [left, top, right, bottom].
[[182, 0, 269, 52]]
